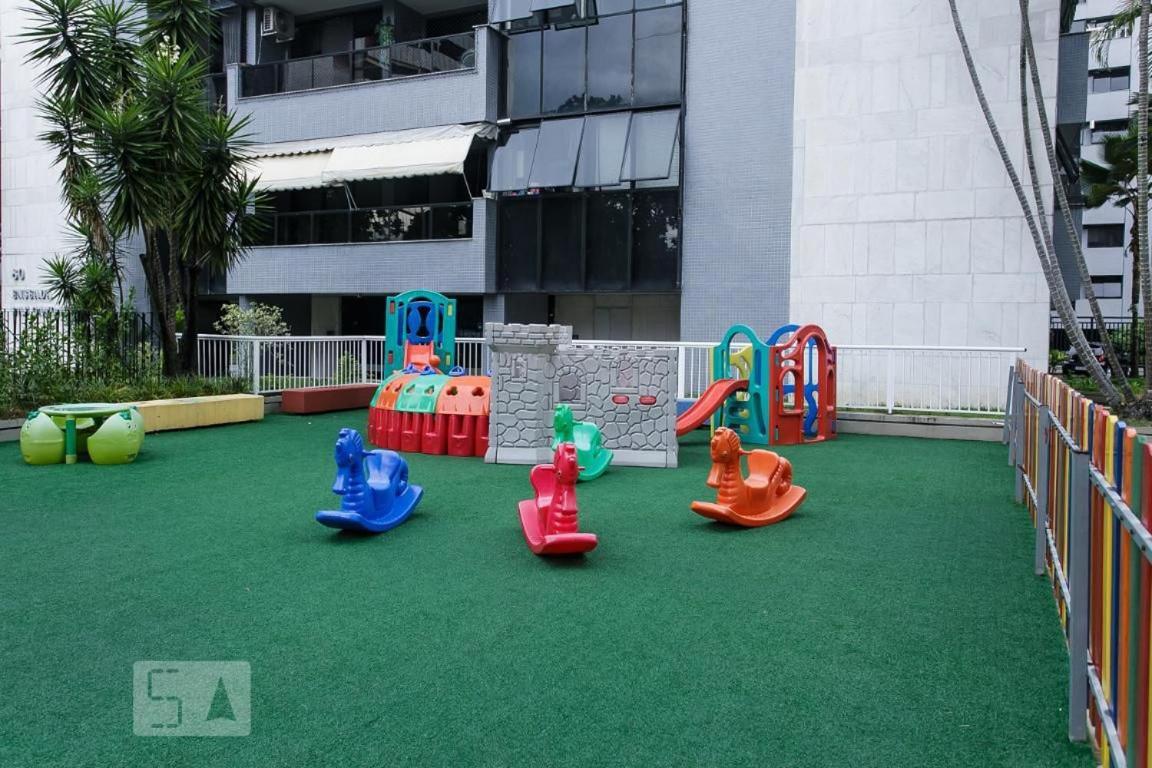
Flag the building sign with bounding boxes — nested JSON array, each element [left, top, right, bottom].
[[11, 289, 52, 302]]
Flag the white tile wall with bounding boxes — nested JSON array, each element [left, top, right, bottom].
[[1, 2, 67, 309], [791, 0, 1055, 365]]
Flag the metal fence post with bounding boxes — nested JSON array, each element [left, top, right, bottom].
[[677, 347, 686, 400], [360, 337, 369, 383], [1003, 365, 1015, 451], [251, 338, 261, 394], [886, 349, 895, 414], [1014, 380, 1026, 505], [1035, 406, 1051, 576], [1067, 448, 1091, 742]]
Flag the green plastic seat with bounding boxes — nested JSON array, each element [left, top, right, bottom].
[[87, 409, 145, 465], [20, 411, 65, 465], [552, 404, 614, 481]]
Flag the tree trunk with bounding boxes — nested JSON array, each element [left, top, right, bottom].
[[1131, 215, 1141, 377], [182, 264, 201, 374], [948, 0, 1122, 403], [1140, 0, 1152, 393], [1019, 0, 1132, 395], [138, 234, 180, 377]]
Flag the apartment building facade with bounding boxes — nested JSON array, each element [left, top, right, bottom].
[[1073, 0, 1141, 318], [2, 0, 1057, 366]]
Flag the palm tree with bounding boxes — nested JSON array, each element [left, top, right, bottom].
[[21, 0, 264, 374], [948, 0, 1125, 404], [1082, 124, 1149, 375]]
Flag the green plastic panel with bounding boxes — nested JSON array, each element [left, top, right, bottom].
[[395, 375, 450, 413]]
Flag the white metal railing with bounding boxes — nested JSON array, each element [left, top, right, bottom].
[[192, 333, 1023, 414]]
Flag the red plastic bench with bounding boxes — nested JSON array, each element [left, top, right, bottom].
[[281, 384, 379, 415]]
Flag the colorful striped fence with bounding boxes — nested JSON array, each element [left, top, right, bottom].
[[1007, 361, 1152, 767]]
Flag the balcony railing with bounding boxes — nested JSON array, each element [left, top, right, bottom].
[[240, 32, 476, 98], [256, 202, 474, 247]]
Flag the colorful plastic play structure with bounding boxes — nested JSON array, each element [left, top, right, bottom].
[[676, 324, 836, 447], [552, 405, 613, 481], [316, 428, 423, 533], [518, 442, 599, 556], [368, 290, 491, 458], [20, 404, 145, 466], [690, 427, 807, 527]]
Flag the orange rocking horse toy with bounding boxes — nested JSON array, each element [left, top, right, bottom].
[[690, 427, 807, 527]]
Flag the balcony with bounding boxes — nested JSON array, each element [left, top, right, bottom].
[[239, 32, 477, 98], [256, 201, 473, 246], [227, 198, 493, 297], [228, 26, 496, 144]]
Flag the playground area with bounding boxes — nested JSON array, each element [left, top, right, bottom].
[[0, 411, 1092, 767]]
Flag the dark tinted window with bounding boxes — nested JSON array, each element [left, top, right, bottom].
[[586, 193, 630, 289], [587, 14, 632, 111], [1086, 224, 1125, 248], [499, 198, 540, 290], [529, 117, 586, 187], [634, 7, 682, 106], [621, 109, 679, 180], [490, 127, 540, 192], [574, 112, 631, 187], [632, 190, 679, 289], [596, 0, 633, 12], [541, 197, 583, 290], [542, 26, 586, 114], [507, 32, 542, 119]]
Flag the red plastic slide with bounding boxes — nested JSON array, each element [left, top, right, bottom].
[[676, 379, 749, 437]]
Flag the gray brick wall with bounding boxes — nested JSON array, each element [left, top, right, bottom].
[[679, 0, 797, 341], [233, 26, 496, 143], [227, 199, 491, 295]]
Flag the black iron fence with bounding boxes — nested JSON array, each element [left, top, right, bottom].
[[239, 32, 476, 98], [1, 309, 164, 384], [1050, 315, 1145, 369]]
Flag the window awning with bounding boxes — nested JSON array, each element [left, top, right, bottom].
[[247, 124, 496, 191], [251, 152, 332, 191]]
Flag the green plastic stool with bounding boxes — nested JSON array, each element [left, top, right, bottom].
[[20, 411, 65, 465], [87, 408, 145, 465], [552, 404, 614, 481]]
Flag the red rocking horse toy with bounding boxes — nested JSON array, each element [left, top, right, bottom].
[[690, 427, 806, 527], [518, 443, 599, 556]]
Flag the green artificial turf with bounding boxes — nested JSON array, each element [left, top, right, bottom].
[[0, 412, 1094, 767]]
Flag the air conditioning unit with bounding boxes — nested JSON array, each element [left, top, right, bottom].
[[260, 6, 295, 42]]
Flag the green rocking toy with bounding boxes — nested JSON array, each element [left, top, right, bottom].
[[552, 404, 613, 481]]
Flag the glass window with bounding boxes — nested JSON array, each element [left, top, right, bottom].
[[594, 0, 633, 13], [499, 198, 540, 290], [1091, 276, 1123, 299], [575, 112, 631, 187], [531, 0, 576, 9], [493, 0, 535, 23], [507, 32, 542, 119], [541, 197, 583, 290], [587, 13, 633, 111], [1090, 67, 1131, 93], [621, 109, 680, 181], [586, 193, 630, 289], [490, 127, 540, 192], [632, 190, 679, 290], [633, 7, 682, 106], [542, 25, 586, 114], [1086, 224, 1125, 248], [635, 0, 679, 7], [529, 117, 586, 188]]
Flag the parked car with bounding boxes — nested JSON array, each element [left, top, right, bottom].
[[1061, 344, 1112, 377]]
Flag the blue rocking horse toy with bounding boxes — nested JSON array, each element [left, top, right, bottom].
[[315, 428, 423, 533]]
